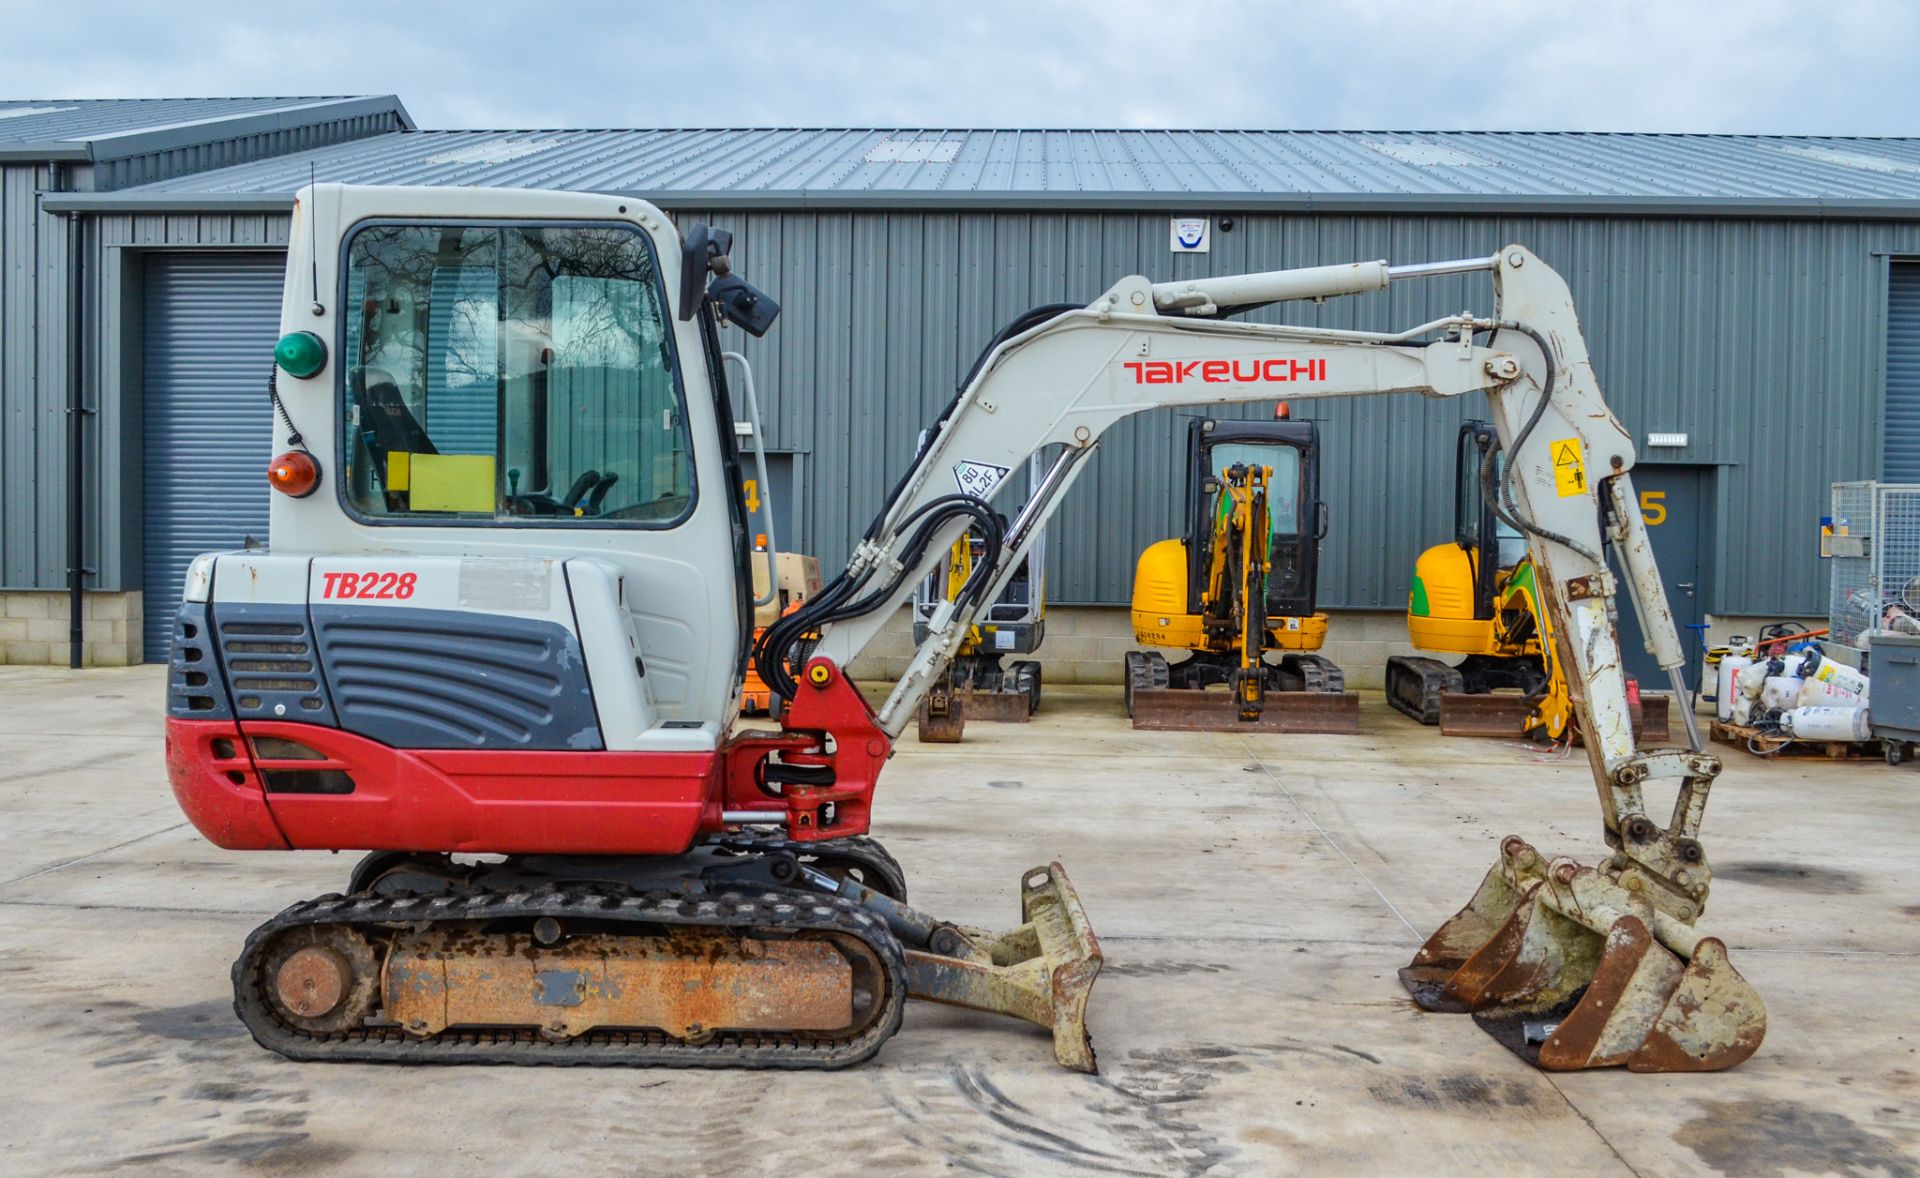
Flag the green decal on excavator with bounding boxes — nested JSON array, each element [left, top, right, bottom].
[[1410, 575, 1430, 616]]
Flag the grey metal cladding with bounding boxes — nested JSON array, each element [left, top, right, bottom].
[[213, 602, 336, 725], [166, 600, 231, 720], [311, 605, 604, 751]]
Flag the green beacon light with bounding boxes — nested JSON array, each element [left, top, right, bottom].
[[274, 330, 328, 379]]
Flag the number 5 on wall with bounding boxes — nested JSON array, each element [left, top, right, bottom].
[[1639, 489, 1667, 527]]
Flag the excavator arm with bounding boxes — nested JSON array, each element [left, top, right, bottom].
[[765, 246, 1763, 1071], [1198, 463, 1274, 719]]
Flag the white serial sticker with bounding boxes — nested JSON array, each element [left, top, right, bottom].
[[953, 460, 1011, 500]]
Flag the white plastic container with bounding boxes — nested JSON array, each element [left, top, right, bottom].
[[1732, 694, 1754, 726], [1795, 676, 1866, 709], [1735, 659, 1774, 700], [1716, 654, 1753, 722], [1778, 706, 1872, 742], [1803, 655, 1870, 701], [1760, 675, 1803, 713]]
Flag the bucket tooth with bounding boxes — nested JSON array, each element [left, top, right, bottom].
[[1531, 915, 1684, 1070], [1400, 855, 1530, 1010], [1626, 937, 1767, 1073], [903, 862, 1103, 1072]]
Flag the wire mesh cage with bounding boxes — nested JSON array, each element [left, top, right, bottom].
[[1829, 481, 1920, 647]]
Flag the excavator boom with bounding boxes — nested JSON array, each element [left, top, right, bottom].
[[770, 245, 1762, 1072]]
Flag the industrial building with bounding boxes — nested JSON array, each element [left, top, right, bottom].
[[7, 96, 1920, 681]]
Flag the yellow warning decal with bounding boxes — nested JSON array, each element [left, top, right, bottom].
[[1550, 437, 1588, 497]]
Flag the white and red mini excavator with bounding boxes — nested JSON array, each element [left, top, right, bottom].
[[164, 184, 1762, 1074]]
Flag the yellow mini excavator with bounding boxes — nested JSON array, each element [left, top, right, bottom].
[[911, 527, 1045, 741], [1386, 421, 1572, 738], [1386, 421, 1667, 742], [1124, 415, 1358, 733]]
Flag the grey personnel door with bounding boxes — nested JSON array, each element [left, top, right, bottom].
[[1612, 465, 1707, 690], [140, 252, 286, 660]]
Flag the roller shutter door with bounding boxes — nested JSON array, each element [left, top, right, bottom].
[[140, 252, 285, 660], [1887, 262, 1920, 481]]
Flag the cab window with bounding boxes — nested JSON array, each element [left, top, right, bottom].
[[340, 222, 692, 525], [1208, 441, 1303, 535]]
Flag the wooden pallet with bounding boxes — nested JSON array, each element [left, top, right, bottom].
[[1708, 719, 1884, 761]]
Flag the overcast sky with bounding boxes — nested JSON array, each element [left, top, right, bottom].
[[2, 0, 1913, 135]]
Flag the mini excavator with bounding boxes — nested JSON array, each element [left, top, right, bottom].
[[910, 456, 1048, 742], [1388, 421, 1669, 745], [1124, 414, 1357, 733], [164, 184, 1763, 1074]]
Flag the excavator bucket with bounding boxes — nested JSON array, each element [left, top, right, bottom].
[[1400, 840, 1765, 1072], [903, 862, 1103, 1072], [1130, 687, 1360, 734]]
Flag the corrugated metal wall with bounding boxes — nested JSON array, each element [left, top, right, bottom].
[[0, 162, 71, 589], [51, 206, 1920, 618], [685, 209, 1920, 615]]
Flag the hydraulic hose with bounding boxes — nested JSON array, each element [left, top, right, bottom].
[[1478, 322, 1603, 566], [754, 302, 1077, 702]]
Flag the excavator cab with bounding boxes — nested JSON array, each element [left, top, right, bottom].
[[1182, 417, 1324, 622], [165, 185, 1103, 1073], [1124, 415, 1356, 732]]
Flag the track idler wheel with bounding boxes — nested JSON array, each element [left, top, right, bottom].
[[1400, 839, 1765, 1073], [258, 925, 379, 1034]]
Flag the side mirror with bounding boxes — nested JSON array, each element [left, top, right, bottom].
[[707, 274, 781, 338]]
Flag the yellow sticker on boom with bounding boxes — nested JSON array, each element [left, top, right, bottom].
[[1550, 437, 1588, 497]]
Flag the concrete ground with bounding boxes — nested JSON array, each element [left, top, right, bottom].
[[1, 667, 1916, 1177]]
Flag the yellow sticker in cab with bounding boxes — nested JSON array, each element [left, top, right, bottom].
[[1550, 437, 1587, 497]]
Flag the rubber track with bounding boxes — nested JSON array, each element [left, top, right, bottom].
[[705, 833, 908, 902], [232, 883, 907, 1069], [1276, 653, 1346, 693], [1385, 655, 1462, 725]]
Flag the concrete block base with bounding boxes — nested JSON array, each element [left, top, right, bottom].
[[0, 591, 143, 667]]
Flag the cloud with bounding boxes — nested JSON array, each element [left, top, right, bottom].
[[1, 0, 1913, 133]]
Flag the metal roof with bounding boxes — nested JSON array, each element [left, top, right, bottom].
[[41, 127, 1920, 216], [0, 96, 414, 162]]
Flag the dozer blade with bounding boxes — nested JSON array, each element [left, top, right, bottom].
[[952, 688, 1032, 723], [916, 695, 966, 743], [1400, 839, 1765, 1073], [903, 862, 1103, 1072], [1130, 687, 1360, 734], [1437, 692, 1539, 739]]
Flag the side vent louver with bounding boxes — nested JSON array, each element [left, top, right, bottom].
[[166, 601, 230, 719], [211, 604, 338, 726]]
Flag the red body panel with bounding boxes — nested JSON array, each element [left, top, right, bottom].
[[165, 658, 891, 857]]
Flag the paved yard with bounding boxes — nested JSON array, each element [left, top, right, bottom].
[[0, 666, 1915, 1176]]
